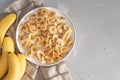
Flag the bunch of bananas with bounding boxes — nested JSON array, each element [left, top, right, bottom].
[[0, 14, 26, 80]]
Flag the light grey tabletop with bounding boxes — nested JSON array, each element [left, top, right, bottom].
[[1, 0, 120, 80]]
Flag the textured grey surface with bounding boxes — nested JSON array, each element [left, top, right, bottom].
[[1, 0, 120, 80]]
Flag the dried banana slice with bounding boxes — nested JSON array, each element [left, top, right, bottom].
[[62, 29, 72, 44]]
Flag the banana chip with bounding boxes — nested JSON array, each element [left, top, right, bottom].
[[49, 26, 57, 34], [62, 29, 72, 44]]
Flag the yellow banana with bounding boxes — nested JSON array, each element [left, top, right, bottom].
[[2, 36, 14, 52], [4, 53, 20, 80], [0, 36, 14, 79], [17, 53, 26, 80], [0, 52, 8, 79], [0, 14, 16, 48]]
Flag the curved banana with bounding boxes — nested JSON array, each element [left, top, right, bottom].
[[0, 36, 14, 79], [0, 14, 16, 48], [17, 53, 26, 80], [2, 36, 14, 52], [0, 52, 8, 79], [4, 53, 20, 80]]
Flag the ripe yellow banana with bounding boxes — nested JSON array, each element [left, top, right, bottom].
[[17, 53, 26, 80], [0, 14, 16, 48], [4, 53, 20, 80], [0, 36, 14, 79], [0, 52, 8, 79], [2, 36, 14, 52]]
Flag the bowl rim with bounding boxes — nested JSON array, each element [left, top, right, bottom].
[[16, 7, 76, 66]]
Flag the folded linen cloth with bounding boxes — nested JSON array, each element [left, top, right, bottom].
[[0, 0, 72, 80]]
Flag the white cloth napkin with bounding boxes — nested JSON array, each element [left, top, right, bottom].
[[0, 0, 72, 80]]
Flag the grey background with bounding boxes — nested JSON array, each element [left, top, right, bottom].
[[0, 0, 120, 80]]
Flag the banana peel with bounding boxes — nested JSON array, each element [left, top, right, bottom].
[[4, 53, 20, 80], [0, 36, 14, 79], [17, 53, 26, 80], [0, 52, 8, 79], [0, 14, 16, 48]]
